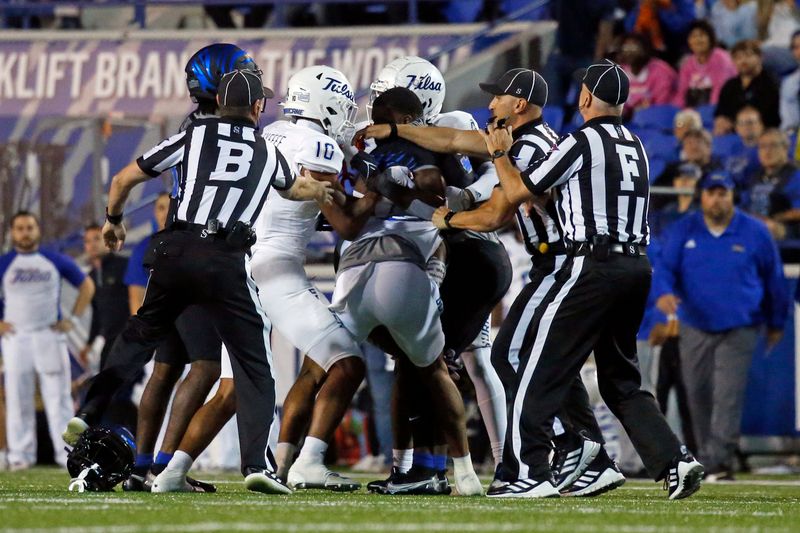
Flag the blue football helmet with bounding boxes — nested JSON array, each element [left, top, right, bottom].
[[185, 43, 261, 103]]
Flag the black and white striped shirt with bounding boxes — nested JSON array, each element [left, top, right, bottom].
[[137, 117, 293, 229], [520, 116, 650, 245], [506, 118, 561, 255]]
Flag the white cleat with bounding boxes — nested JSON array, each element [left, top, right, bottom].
[[62, 417, 89, 446], [487, 477, 560, 498], [287, 461, 361, 492], [453, 470, 484, 496], [151, 469, 194, 493]]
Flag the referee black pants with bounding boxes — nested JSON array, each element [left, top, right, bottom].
[[79, 230, 276, 473], [502, 253, 682, 481], [492, 253, 603, 444]]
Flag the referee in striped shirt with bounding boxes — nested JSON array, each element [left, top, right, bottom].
[[63, 70, 333, 494], [483, 60, 704, 500]]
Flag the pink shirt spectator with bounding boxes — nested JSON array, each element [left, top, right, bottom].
[[674, 47, 737, 108], [622, 58, 678, 110]]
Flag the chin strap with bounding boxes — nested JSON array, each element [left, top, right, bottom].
[[68, 463, 100, 493]]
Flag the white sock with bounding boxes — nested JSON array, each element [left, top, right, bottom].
[[491, 442, 504, 468], [275, 442, 297, 479], [296, 437, 328, 465], [393, 449, 413, 473], [452, 454, 476, 479], [166, 450, 193, 476]]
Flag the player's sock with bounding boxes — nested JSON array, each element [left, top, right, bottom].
[[296, 436, 328, 466], [432, 454, 447, 472], [164, 450, 194, 476], [275, 442, 297, 480], [491, 442, 504, 467], [413, 451, 435, 470], [155, 452, 173, 466], [452, 454, 477, 478], [133, 453, 153, 476], [393, 449, 413, 474]]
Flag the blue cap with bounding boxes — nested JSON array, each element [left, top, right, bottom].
[[700, 171, 735, 191]]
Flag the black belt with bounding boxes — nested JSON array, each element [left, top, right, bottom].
[[170, 221, 231, 239], [566, 241, 647, 257]]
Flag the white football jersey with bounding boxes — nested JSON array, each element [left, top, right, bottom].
[[256, 119, 344, 256], [0, 249, 86, 331]]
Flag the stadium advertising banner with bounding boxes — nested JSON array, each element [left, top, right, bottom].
[[0, 28, 494, 119]]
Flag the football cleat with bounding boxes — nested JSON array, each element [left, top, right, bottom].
[[244, 468, 293, 495], [379, 466, 442, 495], [561, 447, 625, 497], [664, 446, 704, 500], [436, 471, 453, 495], [486, 476, 560, 499], [287, 461, 361, 492], [62, 417, 89, 447], [367, 467, 404, 493], [552, 430, 601, 491], [453, 469, 484, 496], [122, 472, 154, 492]]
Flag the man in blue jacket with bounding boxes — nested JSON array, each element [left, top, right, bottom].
[[653, 170, 788, 481]]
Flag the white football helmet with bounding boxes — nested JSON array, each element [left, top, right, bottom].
[[368, 56, 445, 123], [281, 66, 358, 145]]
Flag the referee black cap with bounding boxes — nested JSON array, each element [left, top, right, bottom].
[[218, 70, 274, 107], [479, 68, 548, 107], [575, 59, 630, 105]]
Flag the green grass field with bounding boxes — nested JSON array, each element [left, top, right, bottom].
[[0, 468, 798, 532]]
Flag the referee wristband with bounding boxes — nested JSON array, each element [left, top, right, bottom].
[[105, 207, 123, 225]]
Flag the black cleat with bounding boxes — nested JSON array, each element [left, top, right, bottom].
[[561, 447, 625, 497], [664, 446, 704, 500], [122, 473, 152, 492], [552, 430, 601, 492], [187, 476, 217, 493], [367, 467, 404, 493]]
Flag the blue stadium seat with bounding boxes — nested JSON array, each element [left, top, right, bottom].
[[648, 156, 667, 183], [542, 106, 564, 135], [712, 133, 742, 158], [696, 104, 715, 130], [787, 130, 797, 158], [630, 105, 679, 133], [636, 129, 679, 161]]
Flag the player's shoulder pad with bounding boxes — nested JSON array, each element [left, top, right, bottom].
[[295, 130, 344, 175], [432, 110, 479, 131]]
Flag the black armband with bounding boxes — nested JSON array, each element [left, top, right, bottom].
[[389, 123, 398, 140], [105, 207, 123, 225]]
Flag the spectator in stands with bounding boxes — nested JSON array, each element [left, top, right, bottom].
[[542, 0, 616, 107], [623, 0, 696, 64], [709, 0, 758, 49], [81, 223, 129, 370], [653, 171, 788, 481], [673, 20, 737, 108], [779, 30, 800, 130], [674, 108, 703, 142], [650, 162, 702, 237], [757, 0, 800, 75], [714, 40, 781, 135], [722, 106, 764, 186], [744, 129, 800, 239], [657, 128, 721, 188], [619, 32, 678, 116]]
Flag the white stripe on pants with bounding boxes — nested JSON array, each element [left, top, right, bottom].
[[511, 256, 585, 479], [2, 329, 72, 466]]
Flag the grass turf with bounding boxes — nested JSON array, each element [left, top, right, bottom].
[[0, 468, 798, 532]]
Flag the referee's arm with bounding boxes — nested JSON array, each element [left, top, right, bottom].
[[432, 187, 516, 231], [519, 135, 582, 196], [103, 162, 156, 251]]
